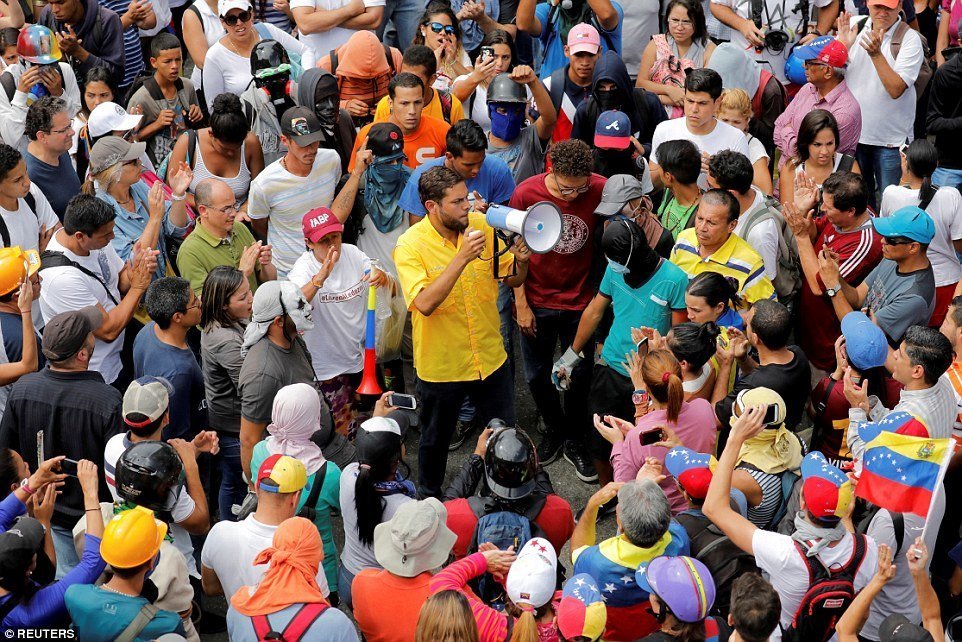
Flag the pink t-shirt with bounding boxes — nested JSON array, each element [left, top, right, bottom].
[[611, 398, 717, 514], [943, 0, 962, 46]]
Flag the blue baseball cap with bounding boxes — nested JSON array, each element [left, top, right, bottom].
[[840, 311, 888, 370], [873, 206, 935, 244], [595, 110, 631, 150], [794, 36, 849, 66]]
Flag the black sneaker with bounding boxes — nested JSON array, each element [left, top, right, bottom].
[[564, 442, 598, 483], [449, 418, 475, 451], [536, 432, 564, 465]]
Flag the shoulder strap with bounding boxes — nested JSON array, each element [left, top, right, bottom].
[[243, 99, 255, 129], [186, 3, 203, 28], [0, 72, 14, 102], [740, 199, 777, 235], [695, 531, 735, 559], [90, 4, 105, 54], [383, 44, 396, 75], [839, 532, 868, 576], [251, 614, 275, 640], [890, 20, 909, 57], [143, 77, 167, 102], [281, 602, 329, 641], [114, 603, 160, 642], [794, 540, 830, 584], [892, 512, 905, 554], [187, 128, 198, 170], [0, 214, 9, 248], [303, 461, 328, 511], [38, 250, 119, 305], [751, 0, 765, 28], [816, 377, 838, 415], [330, 49, 339, 75], [548, 66, 566, 113]]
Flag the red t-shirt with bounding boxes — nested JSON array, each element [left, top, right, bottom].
[[444, 495, 575, 559], [811, 375, 903, 464], [797, 216, 883, 370], [510, 173, 606, 310]]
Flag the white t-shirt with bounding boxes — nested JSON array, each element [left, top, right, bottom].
[[1, 184, 59, 251], [712, 0, 833, 83], [288, 245, 372, 380], [734, 188, 781, 280], [846, 17, 924, 147], [247, 150, 341, 277], [39, 231, 125, 383], [880, 185, 962, 287], [201, 514, 330, 599], [651, 117, 750, 189], [357, 218, 406, 277], [103, 433, 200, 577], [752, 529, 879, 642], [290, 0, 386, 55], [338, 462, 413, 575], [748, 134, 769, 166], [188, 0, 226, 88]]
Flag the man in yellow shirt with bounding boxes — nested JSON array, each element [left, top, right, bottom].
[[394, 166, 531, 498], [373, 45, 464, 125]]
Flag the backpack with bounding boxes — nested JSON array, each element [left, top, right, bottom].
[[675, 511, 758, 617], [253, 23, 304, 80], [296, 461, 328, 522], [0, 192, 38, 248], [739, 196, 802, 303], [114, 603, 161, 642], [38, 250, 119, 305], [0, 66, 66, 103], [781, 532, 869, 642], [471, 510, 535, 607], [855, 17, 932, 97], [251, 602, 329, 642]]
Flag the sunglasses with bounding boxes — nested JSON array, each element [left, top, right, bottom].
[[426, 21, 456, 36], [222, 9, 252, 25], [883, 236, 915, 245]]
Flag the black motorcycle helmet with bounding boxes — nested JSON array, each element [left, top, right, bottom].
[[116, 441, 185, 513], [250, 39, 290, 79], [483, 422, 538, 500]]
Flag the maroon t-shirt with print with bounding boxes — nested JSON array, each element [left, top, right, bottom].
[[510, 172, 606, 311]]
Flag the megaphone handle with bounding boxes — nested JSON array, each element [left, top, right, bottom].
[[492, 230, 518, 280]]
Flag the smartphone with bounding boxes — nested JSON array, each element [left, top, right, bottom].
[[480, 46, 495, 62], [635, 336, 649, 357], [641, 428, 663, 446], [762, 403, 782, 426], [60, 457, 79, 477], [388, 393, 418, 411]]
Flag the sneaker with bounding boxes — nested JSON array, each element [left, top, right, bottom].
[[449, 418, 474, 451], [564, 442, 598, 483], [536, 432, 564, 465]]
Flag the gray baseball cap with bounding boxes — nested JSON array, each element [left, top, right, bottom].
[[595, 174, 645, 217], [41, 306, 103, 361]]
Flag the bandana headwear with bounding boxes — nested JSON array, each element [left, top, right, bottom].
[[364, 154, 411, 233], [242, 281, 313, 353], [489, 104, 525, 141], [265, 383, 327, 475]]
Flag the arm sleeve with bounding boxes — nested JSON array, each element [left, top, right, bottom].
[[246, 175, 270, 220], [0, 78, 28, 147], [873, 294, 931, 343], [926, 69, 962, 134], [176, 245, 210, 295], [489, 160, 516, 205], [202, 49, 227, 112], [268, 23, 317, 68], [428, 554, 509, 642], [892, 30, 925, 86], [748, 220, 780, 280], [773, 98, 799, 159], [441, 453, 485, 500], [0, 492, 27, 531], [393, 239, 429, 310], [31, 185, 59, 231], [398, 170, 427, 217]]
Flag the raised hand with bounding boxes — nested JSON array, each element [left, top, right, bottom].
[[168, 161, 193, 197], [16, 279, 32, 314], [457, 228, 485, 265], [312, 246, 339, 287], [731, 404, 767, 443], [793, 171, 818, 217], [147, 181, 165, 220]]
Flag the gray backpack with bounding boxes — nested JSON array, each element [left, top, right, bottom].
[[740, 196, 802, 303]]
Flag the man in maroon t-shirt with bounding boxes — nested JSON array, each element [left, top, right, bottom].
[[511, 139, 606, 482], [784, 171, 883, 374]]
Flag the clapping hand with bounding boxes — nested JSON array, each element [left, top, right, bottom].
[[793, 171, 818, 217], [168, 162, 193, 198], [636, 456, 667, 484], [593, 413, 632, 445]]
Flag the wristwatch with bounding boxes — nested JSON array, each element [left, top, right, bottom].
[[632, 389, 649, 406], [825, 285, 840, 297]]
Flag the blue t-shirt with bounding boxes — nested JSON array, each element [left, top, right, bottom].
[[65, 585, 185, 642], [535, 1, 624, 78], [227, 603, 359, 642], [0, 311, 45, 369], [398, 156, 516, 217], [24, 150, 81, 220], [717, 307, 745, 332], [599, 259, 687, 376], [132, 322, 207, 440]]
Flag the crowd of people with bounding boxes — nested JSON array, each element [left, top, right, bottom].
[[0, 0, 960, 637]]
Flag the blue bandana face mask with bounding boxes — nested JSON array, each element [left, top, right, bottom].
[[489, 103, 525, 141]]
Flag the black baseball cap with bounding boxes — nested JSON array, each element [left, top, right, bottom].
[[366, 122, 405, 159], [0, 517, 45, 583], [280, 106, 325, 145], [41, 307, 103, 361], [879, 615, 934, 642]]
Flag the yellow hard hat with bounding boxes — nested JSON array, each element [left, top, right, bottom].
[[0, 246, 39, 296], [101, 506, 167, 569]]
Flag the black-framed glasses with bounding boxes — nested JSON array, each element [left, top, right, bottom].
[[426, 21, 455, 35], [222, 9, 252, 25], [123, 158, 141, 166], [883, 236, 915, 246], [208, 203, 242, 215], [552, 174, 590, 196]]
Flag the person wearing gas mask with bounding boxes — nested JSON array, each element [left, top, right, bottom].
[[486, 68, 556, 185], [296, 67, 356, 175], [240, 39, 297, 166], [516, 0, 623, 79], [710, 0, 839, 85], [570, 51, 666, 159], [0, 24, 81, 153]]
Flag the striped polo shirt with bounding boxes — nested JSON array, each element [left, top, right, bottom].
[[670, 228, 776, 307]]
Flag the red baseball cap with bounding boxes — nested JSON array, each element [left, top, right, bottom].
[[868, 0, 899, 9], [801, 452, 853, 520], [302, 207, 344, 243]]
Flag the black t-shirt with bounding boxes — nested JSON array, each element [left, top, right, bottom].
[[716, 346, 812, 431]]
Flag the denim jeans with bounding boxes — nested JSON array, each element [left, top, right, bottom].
[[52, 524, 80, 579], [933, 167, 962, 190], [519, 307, 592, 443], [376, 0, 420, 50], [416, 361, 516, 498], [216, 434, 247, 522], [338, 563, 356, 609], [856, 144, 904, 210]]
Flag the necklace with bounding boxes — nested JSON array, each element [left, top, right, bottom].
[[101, 584, 138, 598], [227, 33, 259, 57], [111, 192, 132, 205]]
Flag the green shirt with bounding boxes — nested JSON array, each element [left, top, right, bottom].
[[176, 221, 259, 295]]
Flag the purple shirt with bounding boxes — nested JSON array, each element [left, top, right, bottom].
[[610, 398, 717, 515], [774, 80, 863, 164]]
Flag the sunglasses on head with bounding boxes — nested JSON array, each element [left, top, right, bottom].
[[883, 236, 915, 245], [222, 9, 252, 25], [426, 21, 456, 35]]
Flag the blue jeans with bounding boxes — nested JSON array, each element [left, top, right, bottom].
[[216, 434, 247, 522], [933, 167, 962, 190], [52, 524, 80, 579], [338, 563, 356, 609], [376, 0, 420, 50], [856, 144, 903, 210]]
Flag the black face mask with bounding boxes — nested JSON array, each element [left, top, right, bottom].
[[595, 88, 621, 112], [594, 148, 635, 176], [314, 94, 339, 131]]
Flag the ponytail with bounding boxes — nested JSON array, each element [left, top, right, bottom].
[[81, 178, 97, 196], [905, 139, 939, 211], [919, 175, 937, 211], [510, 609, 539, 642], [642, 350, 685, 424], [353, 432, 402, 547], [354, 464, 385, 547]]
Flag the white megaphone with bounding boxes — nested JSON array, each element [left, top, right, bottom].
[[485, 201, 564, 278]]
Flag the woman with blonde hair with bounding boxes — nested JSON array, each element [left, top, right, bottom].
[[415, 590, 481, 642], [595, 349, 717, 515], [718, 88, 772, 195]]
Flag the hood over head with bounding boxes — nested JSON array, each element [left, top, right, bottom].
[[706, 43, 762, 96], [591, 51, 640, 135], [333, 31, 394, 78]]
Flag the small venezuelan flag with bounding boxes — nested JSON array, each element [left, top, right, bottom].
[[856, 412, 954, 518]]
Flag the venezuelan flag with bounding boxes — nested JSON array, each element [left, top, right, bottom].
[[856, 424, 953, 518]]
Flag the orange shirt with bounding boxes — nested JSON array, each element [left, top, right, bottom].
[[350, 116, 450, 171], [351, 569, 433, 642]]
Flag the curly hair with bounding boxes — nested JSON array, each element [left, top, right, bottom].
[[25, 96, 68, 141], [549, 139, 593, 178]]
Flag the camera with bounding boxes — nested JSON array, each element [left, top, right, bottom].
[[763, 28, 791, 53]]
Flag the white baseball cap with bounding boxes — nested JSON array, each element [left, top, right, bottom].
[[218, 0, 252, 16], [505, 538, 557, 609], [88, 102, 142, 138]]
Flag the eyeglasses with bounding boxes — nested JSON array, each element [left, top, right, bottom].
[[123, 158, 141, 167], [552, 174, 590, 196], [803, 59, 828, 67], [883, 236, 915, 246], [668, 17, 693, 26], [426, 21, 456, 36], [46, 124, 73, 135], [208, 203, 242, 215], [185, 299, 201, 311], [222, 9, 252, 25]]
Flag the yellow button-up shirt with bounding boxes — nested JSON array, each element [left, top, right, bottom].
[[394, 212, 514, 383]]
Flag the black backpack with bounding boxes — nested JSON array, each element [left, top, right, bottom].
[[0, 192, 38, 248], [781, 532, 869, 642], [675, 511, 758, 617]]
